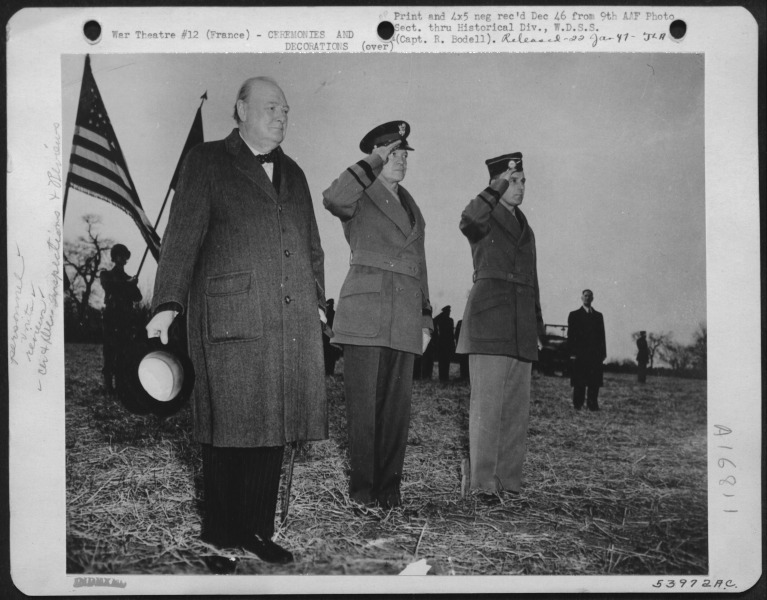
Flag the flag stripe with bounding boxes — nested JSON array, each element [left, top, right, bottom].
[[74, 125, 112, 152], [69, 171, 158, 234], [70, 145, 131, 189], [69, 177, 160, 251], [69, 164, 137, 207]]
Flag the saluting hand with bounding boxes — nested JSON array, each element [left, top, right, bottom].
[[372, 140, 401, 163], [499, 160, 521, 182]]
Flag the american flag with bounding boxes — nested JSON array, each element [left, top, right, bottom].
[[67, 55, 161, 260]]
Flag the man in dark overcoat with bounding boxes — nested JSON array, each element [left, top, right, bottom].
[[100, 243, 142, 395], [636, 330, 649, 383], [433, 306, 456, 381], [323, 299, 341, 376], [567, 289, 607, 411], [146, 77, 327, 569], [456, 153, 544, 498], [323, 121, 433, 509]]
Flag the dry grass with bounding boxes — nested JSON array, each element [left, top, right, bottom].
[[66, 343, 707, 575]]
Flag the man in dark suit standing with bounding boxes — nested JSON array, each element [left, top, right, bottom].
[[323, 121, 432, 509], [433, 306, 456, 381], [567, 289, 607, 411], [636, 330, 649, 383], [146, 77, 327, 570], [323, 298, 340, 376]]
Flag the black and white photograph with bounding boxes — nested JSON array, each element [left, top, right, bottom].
[[6, 5, 762, 596]]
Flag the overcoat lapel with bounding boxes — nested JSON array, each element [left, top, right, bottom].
[[225, 130, 279, 203], [368, 178, 412, 237], [398, 186, 425, 248]]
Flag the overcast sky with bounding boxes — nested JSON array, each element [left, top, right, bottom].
[[62, 52, 705, 362]]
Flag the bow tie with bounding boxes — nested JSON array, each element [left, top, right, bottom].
[[255, 148, 278, 164]]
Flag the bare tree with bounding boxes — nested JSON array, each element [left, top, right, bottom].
[[63, 214, 114, 326], [658, 338, 694, 372], [632, 330, 672, 370], [690, 322, 707, 373]]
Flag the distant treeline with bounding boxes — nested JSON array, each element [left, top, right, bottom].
[[603, 360, 706, 380]]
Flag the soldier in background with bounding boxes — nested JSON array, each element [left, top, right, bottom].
[[323, 299, 340, 376], [636, 330, 649, 383], [100, 243, 142, 394], [454, 319, 470, 381], [433, 306, 456, 382], [421, 337, 436, 380]]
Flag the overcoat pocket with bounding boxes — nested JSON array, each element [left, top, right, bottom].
[[334, 272, 383, 337], [205, 271, 263, 343], [469, 292, 514, 341]]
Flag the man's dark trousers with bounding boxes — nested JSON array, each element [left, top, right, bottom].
[[343, 345, 414, 508], [201, 444, 284, 546], [573, 385, 600, 411]]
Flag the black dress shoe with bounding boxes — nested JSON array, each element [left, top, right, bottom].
[[204, 555, 239, 574], [240, 534, 294, 564]]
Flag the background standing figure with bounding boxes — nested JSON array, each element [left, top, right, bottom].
[[433, 306, 456, 382], [454, 319, 470, 381], [323, 121, 433, 509], [636, 330, 649, 383], [421, 335, 436, 380], [567, 289, 607, 411], [99, 243, 142, 395], [456, 152, 544, 498], [145, 77, 327, 570], [323, 298, 340, 376]]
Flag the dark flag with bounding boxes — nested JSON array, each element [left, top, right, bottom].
[[134, 91, 207, 277], [169, 91, 206, 191], [66, 55, 161, 260]]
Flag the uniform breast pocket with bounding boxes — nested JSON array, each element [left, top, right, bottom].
[[469, 292, 513, 341], [334, 272, 383, 337], [205, 271, 263, 343]]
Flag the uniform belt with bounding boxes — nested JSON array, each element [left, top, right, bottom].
[[350, 249, 421, 278], [473, 268, 534, 287]]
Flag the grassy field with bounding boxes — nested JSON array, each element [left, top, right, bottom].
[[66, 343, 707, 576]]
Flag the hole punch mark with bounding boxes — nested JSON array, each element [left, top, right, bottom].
[[377, 21, 394, 41], [83, 20, 102, 43], [669, 20, 686, 40]]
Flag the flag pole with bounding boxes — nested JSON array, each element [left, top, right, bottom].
[[136, 92, 207, 279]]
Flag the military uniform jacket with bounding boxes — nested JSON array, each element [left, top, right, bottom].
[[323, 154, 432, 354], [152, 129, 328, 448], [456, 179, 544, 360], [567, 307, 606, 387], [101, 266, 142, 323]]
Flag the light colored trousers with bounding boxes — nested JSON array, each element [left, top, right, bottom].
[[469, 354, 531, 493]]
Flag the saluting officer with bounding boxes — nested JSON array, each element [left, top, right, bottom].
[[456, 152, 544, 498], [323, 121, 433, 509]]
